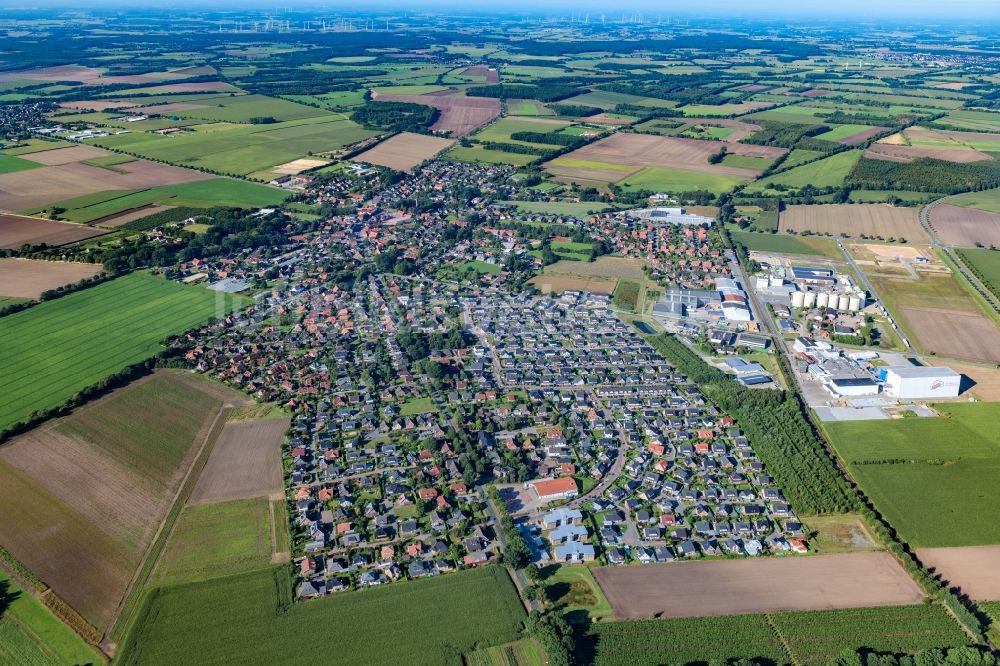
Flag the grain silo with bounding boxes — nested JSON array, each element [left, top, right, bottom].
[[848, 295, 863, 311], [816, 292, 830, 308], [791, 291, 805, 308], [837, 295, 851, 311], [803, 292, 817, 308]]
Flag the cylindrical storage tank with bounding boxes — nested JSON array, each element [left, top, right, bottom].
[[848, 296, 862, 311], [803, 292, 817, 308], [791, 291, 805, 308], [817, 292, 830, 308], [838, 295, 851, 311]]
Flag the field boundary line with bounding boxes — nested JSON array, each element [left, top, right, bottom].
[[103, 401, 236, 654]]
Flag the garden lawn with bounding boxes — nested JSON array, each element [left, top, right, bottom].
[[824, 403, 1000, 547], [0, 271, 244, 431], [119, 565, 525, 666]]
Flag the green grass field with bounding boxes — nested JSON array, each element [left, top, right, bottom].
[[119, 565, 525, 666], [730, 231, 829, 256], [153, 498, 272, 586], [90, 116, 374, 176], [0, 154, 43, 174], [0, 571, 104, 666], [447, 145, 537, 166], [948, 188, 1000, 214], [34, 179, 289, 221], [780, 148, 826, 169], [824, 403, 1000, 547], [399, 396, 436, 415], [579, 604, 965, 666], [0, 272, 244, 431], [758, 150, 862, 190], [957, 248, 1000, 299], [617, 166, 746, 195], [814, 124, 877, 142], [500, 200, 615, 216]]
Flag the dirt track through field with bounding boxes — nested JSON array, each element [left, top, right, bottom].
[[0, 258, 103, 297], [930, 204, 1000, 247], [188, 417, 289, 504], [592, 552, 924, 619], [918, 546, 1000, 600]]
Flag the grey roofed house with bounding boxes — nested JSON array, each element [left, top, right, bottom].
[[298, 580, 326, 598], [553, 541, 595, 562]]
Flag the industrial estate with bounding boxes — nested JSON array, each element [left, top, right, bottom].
[[2, 4, 1000, 666]]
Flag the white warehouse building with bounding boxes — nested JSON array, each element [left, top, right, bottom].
[[883, 366, 961, 399]]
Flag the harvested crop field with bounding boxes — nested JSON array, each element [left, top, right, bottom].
[[351, 131, 455, 171], [137, 102, 209, 114], [839, 126, 889, 145], [374, 91, 500, 137], [188, 416, 289, 504], [0, 213, 106, 248], [592, 552, 923, 619], [930, 204, 1000, 247], [547, 133, 785, 181], [0, 258, 102, 298], [91, 204, 174, 229], [0, 159, 212, 211], [530, 256, 647, 293], [22, 145, 111, 165], [917, 546, 1000, 600], [917, 546, 1000, 601], [0, 371, 246, 629], [779, 204, 929, 242], [462, 65, 499, 82], [865, 143, 992, 163], [272, 158, 328, 175], [0, 65, 157, 86], [897, 305, 1000, 363], [61, 99, 136, 111]]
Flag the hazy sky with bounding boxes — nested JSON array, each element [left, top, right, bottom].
[[14, 0, 1000, 20]]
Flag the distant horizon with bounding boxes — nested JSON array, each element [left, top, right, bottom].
[[4, 0, 1000, 22]]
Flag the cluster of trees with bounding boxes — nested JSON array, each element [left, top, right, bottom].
[[509, 131, 582, 147], [373, 246, 416, 275], [708, 146, 728, 164], [848, 157, 1000, 194], [552, 104, 601, 117], [832, 646, 999, 666], [741, 120, 832, 148], [525, 612, 574, 666], [466, 84, 580, 102], [350, 101, 439, 132], [396, 324, 470, 363]]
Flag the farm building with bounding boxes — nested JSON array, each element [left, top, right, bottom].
[[790, 265, 837, 285], [882, 366, 961, 399]]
